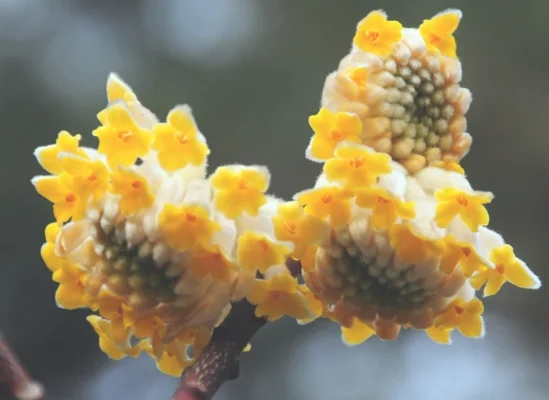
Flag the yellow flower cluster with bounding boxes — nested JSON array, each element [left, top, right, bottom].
[[317, 9, 471, 174], [32, 74, 319, 376], [296, 9, 541, 345], [32, 9, 541, 377]]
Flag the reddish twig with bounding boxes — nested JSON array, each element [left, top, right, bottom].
[[0, 333, 44, 400], [172, 300, 265, 400], [172, 259, 302, 400]]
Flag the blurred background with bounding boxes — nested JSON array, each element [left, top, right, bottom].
[[1, 0, 548, 399]]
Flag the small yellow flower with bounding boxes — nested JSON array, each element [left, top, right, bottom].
[[430, 298, 484, 340], [307, 108, 362, 161], [341, 318, 376, 346], [295, 186, 352, 228], [431, 160, 465, 175], [52, 263, 90, 310], [93, 103, 153, 168], [419, 9, 462, 58], [87, 315, 140, 360], [41, 222, 65, 272], [470, 245, 541, 297], [151, 106, 210, 172], [355, 187, 415, 230], [33, 174, 87, 223], [140, 338, 191, 377], [236, 232, 292, 273], [110, 168, 155, 215], [189, 246, 235, 281], [389, 224, 444, 264], [353, 10, 402, 56], [324, 143, 392, 188], [272, 201, 330, 258], [345, 67, 368, 88], [97, 290, 130, 344], [61, 156, 110, 204], [435, 188, 492, 232], [440, 236, 487, 276], [210, 166, 269, 218], [246, 272, 312, 321], [425, 324, 452, 344], [34, 131, 89, 175], [106, 73, 138, 104], [158, 204, 220, 251]]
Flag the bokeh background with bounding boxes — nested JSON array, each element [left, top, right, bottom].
[[1, 0, 548, 399]]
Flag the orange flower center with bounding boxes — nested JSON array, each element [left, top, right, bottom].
[[284, 221, 298, 235], [454, 305, 464, 315], [116, 305, 123, 315], [456, 194, 468, 206], [87, 174, 98, 183], [349, 156, 365, 168], [320, 194, 333, 204], [118, 131, 134, 142], [237, 179, 249, 190], [76, 279, 84, 289], [258, 239, 269, 251], [461, 247, 471, 257], [377, 196, 391, 204], [429, 33, 441, 44], [270, 291, 281, 301], [65, 193, 77, 203], [329, 130, 342, 141], [185, 213, 197, 223], [131, 180, 142, 190], [176, 133, 189, 145], [365, 30, 380, 43], [495, 264, 505, 274]]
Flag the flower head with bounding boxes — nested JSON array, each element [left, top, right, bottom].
[[306, 108, 362, 162], [353, 11, 402, 56], [320, 10, 471, 173]]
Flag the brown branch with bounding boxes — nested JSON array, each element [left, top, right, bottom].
[[172, 260, 302, 400], [0, 333, 45, 400], [172, 300, 265, 400]]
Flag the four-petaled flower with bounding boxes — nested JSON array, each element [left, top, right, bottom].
[[272, 201, 330, 258], [324, 143, 392, 187], [61, 156, 110, 204], [210, 166, 270, 218], [110, 168, 155, 215], [34, 130, 89, 175], [32, 174, 87, 223], [355, 187, 415, 230], [440, 235, 487, 276], [471, 245, 541, 296], [426, 298, 484, 344], [246, 272, 313, 321], [93, 103, 153, 168], [419, 9, 462, 57], [435, 188, 492, 231], [353, 10, 403, 56], [52, 263, 91, 310], [236, 231, 292, 273], [87, 315, 139, 360], [306, 108, 362, 161], [295, 186, 353, 228], [152, 106, 210, 172], [158, 204, 220, 251]]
